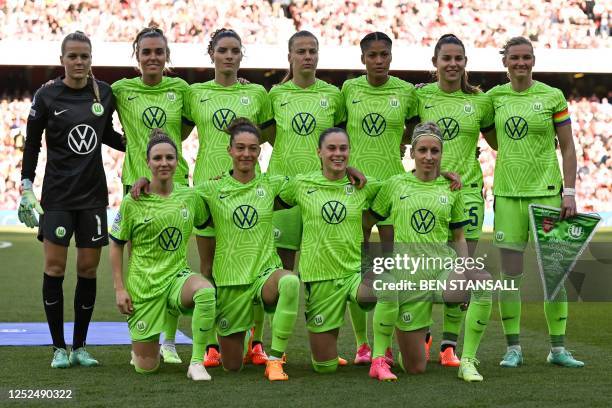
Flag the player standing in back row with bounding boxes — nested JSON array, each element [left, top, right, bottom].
[[19, 31, 124, 368], [111, 26, 193, 364], [415, 34, 496, 367], [184, 28, 274, 368], [341, 32, 419, 366], [488, 37, 581, 368]]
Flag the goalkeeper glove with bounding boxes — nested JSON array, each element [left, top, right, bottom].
[[18, 179, 44, 228]]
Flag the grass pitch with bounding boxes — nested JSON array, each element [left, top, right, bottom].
[[0, 231, 611, 408]]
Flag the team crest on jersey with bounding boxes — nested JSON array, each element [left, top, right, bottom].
[[439, 195, 448, 205], [91, 102, 104, 116], [55, 226, 66, 238], [273, 228, 281, 240], [313, 314, 325, 326], [401, 312, 412, 323], [389, 97, 400, 108], [463, 103, 474, 115], [240, 96, 250, 105], [495, 231, 505, 241], [136, 320, 147, 333], [166, 91, 176, 101], [181, 207, 189, 219], [532, 101, 542, 112], [320, 98, 329, 108], [256, 187, 265, 198], [344, 184, 354, 195]]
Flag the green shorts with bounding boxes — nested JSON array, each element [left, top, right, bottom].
[[215, 268, 276, 337], [304, 273, 375, 333], [127, 269, 195, 342], [273, 206, 302, 251], [494, 195, 561, 251]]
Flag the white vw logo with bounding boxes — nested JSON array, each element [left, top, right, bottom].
[[68, 124, 97, 155]]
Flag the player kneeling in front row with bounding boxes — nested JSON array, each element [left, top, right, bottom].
[[109, 130, 216, 380], [192, 119, 300, 380], [367, 122, 493, 382]]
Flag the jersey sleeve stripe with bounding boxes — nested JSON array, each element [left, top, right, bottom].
[[109, 234, 127, 245], [260, 118, 275, 129], [369, 209, 387, 221], [480, 123, 495, 133], [553, 108, 571, 127], [449, 220, 470, 230]]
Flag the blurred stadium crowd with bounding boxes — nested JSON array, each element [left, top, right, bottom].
[[1, 93, 610, 212], [1, 0, 610, 49]]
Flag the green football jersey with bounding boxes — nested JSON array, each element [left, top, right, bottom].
[[371, 172, 466, 244], [110, 184, 209, 302], [112, 76, 191, 186], [416, 83, 494, 189], [268, 79, 345, 176], [185, 81, 272, 184], [279, 172, 381, 282], [196, 173, 285, 287], [487, 81, 568, 197], [342, 75, 418, 180]]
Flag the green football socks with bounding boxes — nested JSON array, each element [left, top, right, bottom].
[[270, 274, 299, 358], [462, 289, 492, 359], [191, 287, 216, 363], [372, 301, 398, 359], [499, 273, 523, 346], [348, 301, 369, 347]]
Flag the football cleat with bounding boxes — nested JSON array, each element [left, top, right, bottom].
[[204, 347, 222, 368], [499, 348, 523, 368], [338, 356, 348, 366], [369, 357, 397, 382], [244, 343, 268, 365], [69, 347, 99, 367], [439, 347, 461, 367], [546, 350, 584, 368], [458, 357, 483, 382], [160, 343, 182, 364], [265, 359, 288, 381], [354, 343, 372, 365], [51, 348, 70, 369], [187, 362, 212, 381]]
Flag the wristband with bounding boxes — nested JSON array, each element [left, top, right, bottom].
[[563, 187, 576, 197]]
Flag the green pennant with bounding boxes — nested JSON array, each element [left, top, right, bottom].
[[529, 204, 601, 301]]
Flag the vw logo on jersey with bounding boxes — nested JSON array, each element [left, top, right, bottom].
[[504, 116, 528, 140], [68, 124, 97, 155], [292, 112, 316, 136], [142, 106, 167, 129], [362, 113, 386, 137], [212, 108, 237, 131], [411, 209, 435, 234], [437, 117, 460, 140], [159, 227, 182, 251], [321, 201, 346, 224], [233, 205, 258, 229]]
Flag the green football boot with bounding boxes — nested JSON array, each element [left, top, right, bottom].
[[499, 348, 523, 368], [69, 347, 100, 367], [51, 348, 70, 369], [547, 349, 584, 368]]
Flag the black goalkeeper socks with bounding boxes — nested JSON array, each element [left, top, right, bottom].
[[73, 276, 96, 350], [43, 273, 66, 350]]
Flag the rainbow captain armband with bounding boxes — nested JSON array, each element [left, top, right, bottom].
[[553, 108, 571, 127]]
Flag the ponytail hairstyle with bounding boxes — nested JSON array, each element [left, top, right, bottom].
[[500, 36, 534, 57], [433, 34, 480, 94], [132, 26, 172, 72], [359, 31, 392, 53], [281, 30, 319, 83], [207, 28, 243, 62], [146, 128, 177, 160], [61, 31, 100, 103], [225, 117, 261, 146]]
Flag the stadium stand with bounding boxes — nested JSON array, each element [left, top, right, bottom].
[[0, 0, 609, 48]]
